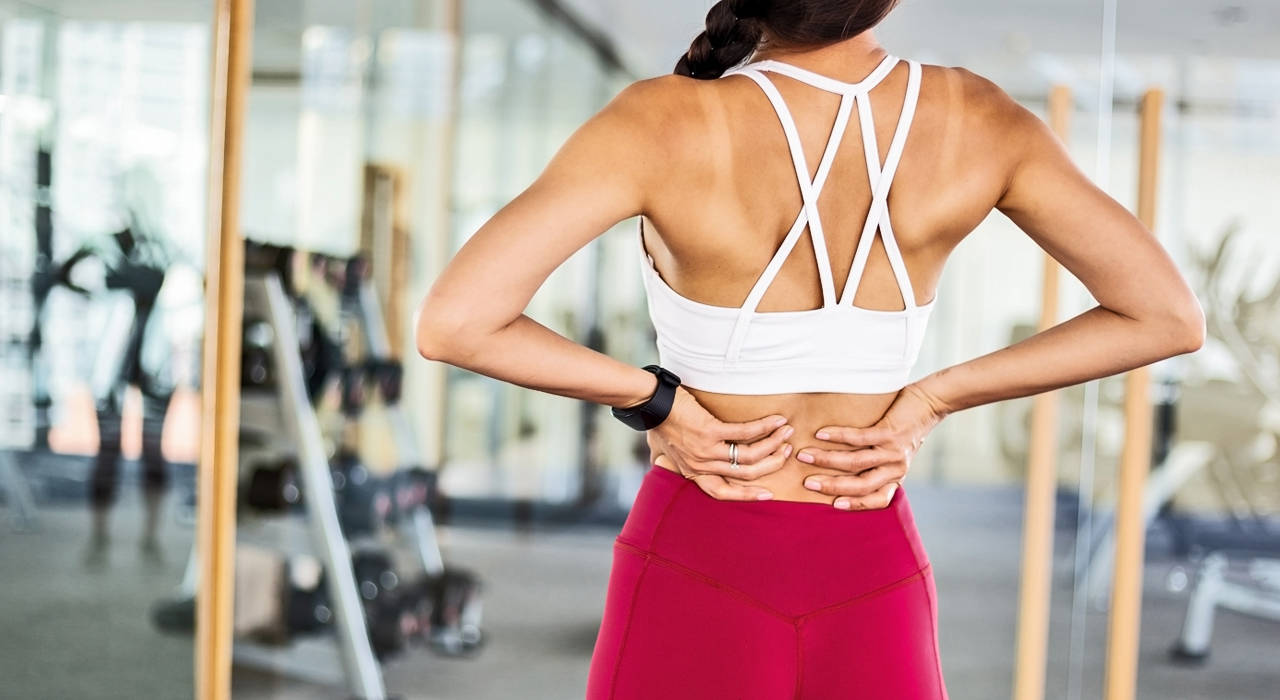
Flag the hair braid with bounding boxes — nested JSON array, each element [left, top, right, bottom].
[[673, 1, 903, 81], [674, 0, 768, 80]]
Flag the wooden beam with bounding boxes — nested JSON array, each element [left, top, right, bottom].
[[196, 1, 254, 699], [1103, 88, 1164, 700], [1012, 84, 1072, 700]]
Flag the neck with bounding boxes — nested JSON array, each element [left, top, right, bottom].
[[752, 31, 888, 80]]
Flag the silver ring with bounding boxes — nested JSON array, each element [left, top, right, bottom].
[[729, 443, 739, 470]]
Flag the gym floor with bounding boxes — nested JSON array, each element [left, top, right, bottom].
[[2, 482, 1277, 700]]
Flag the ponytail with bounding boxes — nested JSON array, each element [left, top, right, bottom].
[[674, 0, 766, 80], [674, 0, 902, 81]]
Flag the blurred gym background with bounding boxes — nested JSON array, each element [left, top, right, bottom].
[[0, 1, 1277, 699]]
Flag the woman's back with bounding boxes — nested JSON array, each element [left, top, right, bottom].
[[637, 42, 1021, 500]]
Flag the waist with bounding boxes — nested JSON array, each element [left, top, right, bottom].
[[685, 387, 897, 503]]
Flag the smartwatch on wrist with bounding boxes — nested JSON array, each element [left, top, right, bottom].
[[611, 365, 681, 431]]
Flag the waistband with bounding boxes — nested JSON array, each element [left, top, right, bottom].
[[617, 466, 930, 619]]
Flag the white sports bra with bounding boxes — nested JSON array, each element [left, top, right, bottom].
[[639, 54, 934, 395]]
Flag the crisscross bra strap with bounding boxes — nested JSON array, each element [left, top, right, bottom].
[[842, 58, 923, 309], [734, 69, 853, 310], [718, 55, 922, 364]]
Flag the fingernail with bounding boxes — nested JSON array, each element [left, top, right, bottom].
[[834, 499, 852, 510], [815, 431, 830, 440], [797, 452, 814, 464], [784, 445, 793, 458], [783, 426, 795, 439], [757, 492, 774, 501], [804, 478, 821, 490], [775, 417, 787, 427]]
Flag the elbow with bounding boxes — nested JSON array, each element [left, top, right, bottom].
[[414, 298, 471, 364], [1166, 295, 1206, 356]]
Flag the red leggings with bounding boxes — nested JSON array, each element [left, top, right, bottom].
[[588, 466, 947, 699]]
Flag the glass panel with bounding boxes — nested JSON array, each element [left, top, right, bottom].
[[227, 2, 638, 699], [1112, 3, 1280, 699], [0, 1, 211, 698], [441, 0, 636, 507]]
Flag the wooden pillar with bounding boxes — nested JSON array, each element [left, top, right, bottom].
[[1012, 85, 1072, 700], [195, 1, 254, 699], [1103, 88, 1164, 700], [403, 0, 463, 470]]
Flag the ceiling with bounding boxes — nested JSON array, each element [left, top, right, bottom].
[[558, 0, 1280, 77], [5, 0, 1276, 102]]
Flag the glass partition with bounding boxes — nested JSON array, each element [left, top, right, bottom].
[[0, 1, 211, 697], [227, 2, 638, 698], [1110, 4, 1280, 699], [440, 0, 637, 507]]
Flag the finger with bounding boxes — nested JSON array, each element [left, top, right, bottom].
[[802, 466, 903, 499], [715, 414, 788, 443], [729, 424, 794, 465], [813, 425, 889, 448], [796, 446, 896, 473], [691, 474, 775, 502], [832, 481, 900, 511], [695, 442, 792, 481]]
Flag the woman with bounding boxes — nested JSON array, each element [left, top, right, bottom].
[[416, 1, 1204, 697]]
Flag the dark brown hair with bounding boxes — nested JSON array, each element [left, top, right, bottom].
[[674, 0, 901, 80]]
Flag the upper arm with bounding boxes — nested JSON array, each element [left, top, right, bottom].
[[990, 82, 1201, 332], [417, 78, 678, 349]]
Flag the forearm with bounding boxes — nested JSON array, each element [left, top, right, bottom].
[[915, 305, 1202, 416], [419, 313, 657, 409]]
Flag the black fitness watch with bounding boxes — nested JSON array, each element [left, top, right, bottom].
[[611, 365, 681, 431]]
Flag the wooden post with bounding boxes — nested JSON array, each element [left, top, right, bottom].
[[402, 0, 463, 471], [195, 1, 253, 699], [1012, 85, 1072, 700], [1103, 88, 1164, 700]]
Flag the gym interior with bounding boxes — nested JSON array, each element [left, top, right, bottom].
[[0, 1, 1277, 699]]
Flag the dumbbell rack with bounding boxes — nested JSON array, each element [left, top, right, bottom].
[[231, 271, 388, 699]]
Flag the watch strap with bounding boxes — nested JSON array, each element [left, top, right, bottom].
[[611, 365, 681, 431]]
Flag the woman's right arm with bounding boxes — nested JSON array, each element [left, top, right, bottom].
[[798, 75, 1205, 508], [414, 77, 790, 502]]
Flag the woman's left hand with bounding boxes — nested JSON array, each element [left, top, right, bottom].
[[795, 383, 949, 510]]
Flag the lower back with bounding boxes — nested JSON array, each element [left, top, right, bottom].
[[678, 389, 899, 503]]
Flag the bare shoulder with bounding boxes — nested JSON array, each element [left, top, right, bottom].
[[583, 74, 728, 185], [925, 65, 1041, 130], [603, 74, 728, 147], [917, 64, 1060, 180]]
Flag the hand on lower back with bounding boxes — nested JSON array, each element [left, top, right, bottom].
[[795, 383, 948, 510], [647, 387, 793, 502]]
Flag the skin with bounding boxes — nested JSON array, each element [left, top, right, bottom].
[[416, 31, 1205, 508]]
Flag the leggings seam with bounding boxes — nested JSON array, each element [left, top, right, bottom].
[[647, 472, 693, 547], [607, 553, 651, 700], [924, 570, 947, 699], [614, 541, 793, 622], [796, 564, 933, 624], [607, 474, 689, 698], [793, 621, 804, 700]]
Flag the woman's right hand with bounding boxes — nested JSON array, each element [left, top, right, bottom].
[[647, 387, 794, 502]]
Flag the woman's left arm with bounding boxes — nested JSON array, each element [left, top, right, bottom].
[[795, 75, 1205, 509], [417, 80, 791, 501]]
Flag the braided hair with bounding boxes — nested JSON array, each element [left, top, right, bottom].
[[674, 0, 902, 80]]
